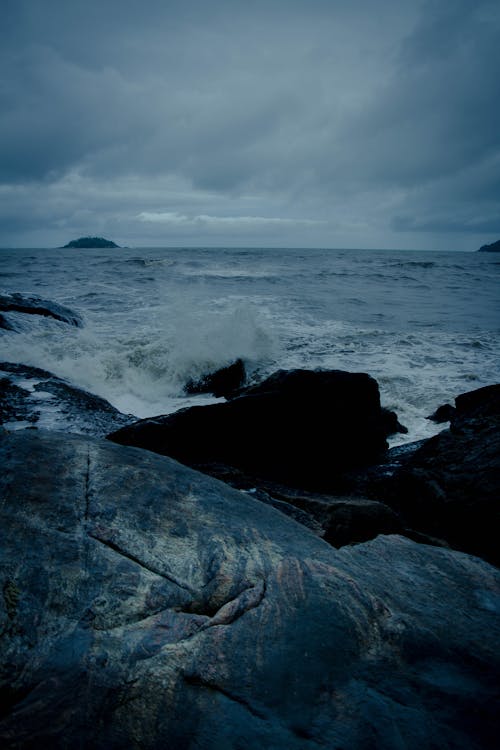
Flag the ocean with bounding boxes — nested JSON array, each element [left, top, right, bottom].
[[1, 246, 499, 445]]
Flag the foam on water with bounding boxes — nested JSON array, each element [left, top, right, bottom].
[[1, 246, 499, 442], [0, 293, 279, 418]]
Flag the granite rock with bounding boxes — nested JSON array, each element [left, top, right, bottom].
[[0, 430, 499, 749]]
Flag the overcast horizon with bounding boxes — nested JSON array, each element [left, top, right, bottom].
[[1, 0, 499, 251]]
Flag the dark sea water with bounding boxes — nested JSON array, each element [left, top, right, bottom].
[[1, 246, 499, 444]]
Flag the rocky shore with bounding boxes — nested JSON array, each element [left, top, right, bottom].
[[1, 355, 499, 748]]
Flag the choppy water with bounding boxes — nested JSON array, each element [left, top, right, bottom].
[[1, 246, 499, 444]]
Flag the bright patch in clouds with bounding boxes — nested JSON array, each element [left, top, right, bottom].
[[1, 0, 499, 249], [137, 212, 324, 227]]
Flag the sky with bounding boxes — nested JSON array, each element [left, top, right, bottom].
[[1, 0, 499, 250]]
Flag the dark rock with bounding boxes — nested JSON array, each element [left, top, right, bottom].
[[0, 293, 83, 328], [216, 469, 405, 548], [368, 383, 500, 566], [242, 487, 325, 535], [0, 429, 499, 749], [478, 239, 500, 252], [0, 362, 134, 436], [0, 377, 37, 426], [427, 403, 456, 423], [322, 497, 404, 547], [62, 236, 119, 248], [452, 382, 500, 427], [0, 314, 15, 331], [109, 368, 407, 491], [184, 358, 246, 398]]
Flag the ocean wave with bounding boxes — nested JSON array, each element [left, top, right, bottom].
[[389, 260, 436, 269], [125, 257, 177, 268]]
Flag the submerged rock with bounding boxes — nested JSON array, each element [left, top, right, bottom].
[[184, 358, 247, 398], [0, 293, 83, 328], [0, 429, 499, 749], [109, 368, 407, 491], [0, 362, 134, 436]]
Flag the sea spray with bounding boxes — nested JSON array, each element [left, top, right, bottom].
[[1, 246, 498, 440]]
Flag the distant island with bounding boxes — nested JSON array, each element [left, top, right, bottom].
[[62, 237, 120, 249], [478, 239, 500, 252]]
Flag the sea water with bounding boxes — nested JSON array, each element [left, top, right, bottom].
[[1, 246, 499, 444]]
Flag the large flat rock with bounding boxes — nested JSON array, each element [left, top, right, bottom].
[[0, 430, 499, 749]]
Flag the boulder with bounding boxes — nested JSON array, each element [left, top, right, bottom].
[[0, 293, 83, 328], [368, 383, 500, 566], [427, 403, 456, 423], [109, 369, 407, 490], [0, 429, 499, 749], [184, 358, 247, 398]]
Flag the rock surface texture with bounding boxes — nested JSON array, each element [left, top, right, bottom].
[[109, 369, 406, 490], [1, 430, 499, 749], [0, 293, 83, 329], [0, 362, 134, 436]]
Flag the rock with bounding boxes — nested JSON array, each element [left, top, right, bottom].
[[0, 293, 83, 328], [184, 358, 247, 398], [369, 383, 500, 566], [452, 383, 500, 428], [0, 429, 499, 749], [62, 236, 119, 248], [219, 471, 405, 548], [427, 403, 456, 423], [109, 369, 407, 491], [0, 376, 38, 426], [0, 314, 15, 331], [0, 362, 134, 436], [322, 497, 404, 547], [478, 239, 500, 252]]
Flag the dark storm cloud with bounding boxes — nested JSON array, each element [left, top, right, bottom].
[[331, 0, 500, 187], [0, 0, 498, 248]]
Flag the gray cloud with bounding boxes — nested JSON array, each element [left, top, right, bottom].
[[1, 0, 499, 249]]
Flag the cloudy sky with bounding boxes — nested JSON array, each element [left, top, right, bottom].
[[1, 0, 499, 250]]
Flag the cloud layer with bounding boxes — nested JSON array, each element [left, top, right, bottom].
[[1, 0, 499, 249]]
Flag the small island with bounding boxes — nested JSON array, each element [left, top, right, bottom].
[[478, 239, 500, 252], [62, 236, 120, 249]]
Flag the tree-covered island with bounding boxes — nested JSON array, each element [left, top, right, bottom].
[[478, 239, 500, 252], [62, 237, 120, 248]]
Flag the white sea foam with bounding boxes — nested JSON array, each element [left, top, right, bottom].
[[0, 293, 279, 418], [1, 247, 499, 439]]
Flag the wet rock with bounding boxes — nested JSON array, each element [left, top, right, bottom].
[[427, 403, 456, 423], [368, 383, 500, 566], [184, 358, 246, 398], [0, 314, 15, 331], [0, 362, 134, 436], [109, 368, 407, 491], [0, 429, 499, 749], [0, 293, 83, 328]]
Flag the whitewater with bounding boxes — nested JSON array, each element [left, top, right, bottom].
[[1, 246, 499, 445]]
